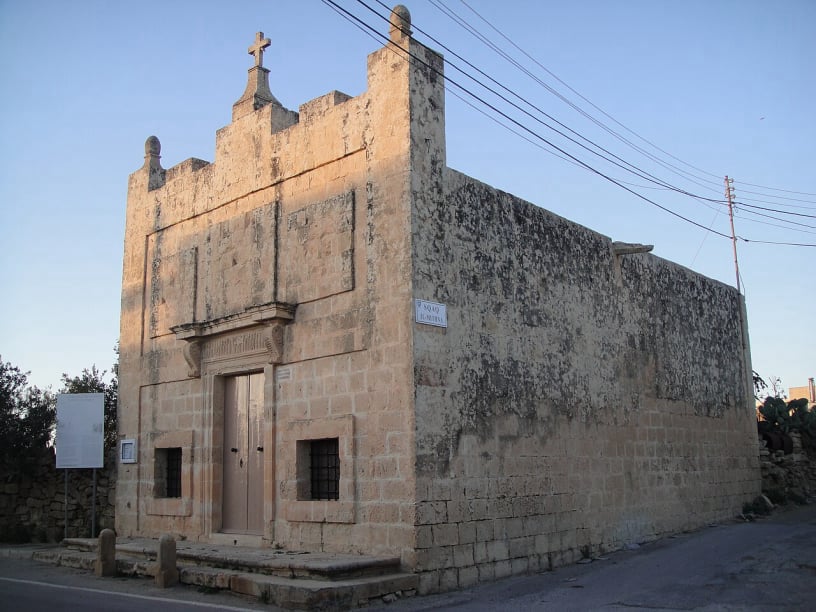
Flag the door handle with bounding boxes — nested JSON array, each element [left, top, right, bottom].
[[257, 446, 264, 452], [230, 447, 238, 453]]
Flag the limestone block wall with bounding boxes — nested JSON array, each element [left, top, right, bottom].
[[268, 35, 446, 561], [410, 170, 760, 593], [117, 32, 428, 561]]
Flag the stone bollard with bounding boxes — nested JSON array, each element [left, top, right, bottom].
[[94, 528, 116, 577], [155, 534, 179, 588]]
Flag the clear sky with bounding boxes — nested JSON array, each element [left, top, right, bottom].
[[0, 0, 813, 394]]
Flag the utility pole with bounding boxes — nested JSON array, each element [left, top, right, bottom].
[[724, 176, 741, 293]]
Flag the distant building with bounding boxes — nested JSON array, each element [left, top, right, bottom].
[[788, 378, 815, 406], [117, 6, 760, 593]]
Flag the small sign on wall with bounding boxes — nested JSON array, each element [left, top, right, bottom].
[[120, 439, 137, 464], [414, 299, 447, 328]]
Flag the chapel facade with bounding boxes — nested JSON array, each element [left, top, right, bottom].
[[117, 6, 760, 593]]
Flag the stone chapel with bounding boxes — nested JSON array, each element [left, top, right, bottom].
[[118, 5, 760, 593]]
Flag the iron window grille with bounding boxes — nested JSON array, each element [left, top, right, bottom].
[[165, 447, 182, 498], [309, 438, 339, 500]]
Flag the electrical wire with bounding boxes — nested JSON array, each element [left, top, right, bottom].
[[370, 0, 726, 203], [366, 0, 716, 197], [736, 188, 816, 205], [444, 0, 816, 212], [739, 238, 816, 247], [735, 201, 816, 220], [326, 0, 731, 235], [448, 0, 727, 190], [441, 0, 725, 195], [733, 209, 816, 235], [734, 195, 816, 211], [737, 182, 816, 198], [447, 87, 586, 170], [319, 0, 816, 248], [690, 209, 722, 267]]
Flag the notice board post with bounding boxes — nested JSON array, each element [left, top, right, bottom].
[[56, 393, 104, 539]]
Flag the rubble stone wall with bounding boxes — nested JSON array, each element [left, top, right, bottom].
[[760, 432, 816, 502], [0, 446, 116, 542]]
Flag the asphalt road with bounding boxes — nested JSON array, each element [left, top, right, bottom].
[[1, 505, 814, 611], [375, 503, 816, 611], [0, 559, 273, 612]]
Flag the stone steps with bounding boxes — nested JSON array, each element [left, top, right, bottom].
[[44, 538, 417, 609]]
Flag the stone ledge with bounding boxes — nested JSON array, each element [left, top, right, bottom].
[[23, 539, 417, 609]]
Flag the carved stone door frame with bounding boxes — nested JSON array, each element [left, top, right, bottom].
[[171, 303, 293, 544]]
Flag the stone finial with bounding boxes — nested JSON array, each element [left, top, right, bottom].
[[143, 136, 165, 190], [144, 135, 161, 169], [248, 32, 271, 67], [389, 5, 412, 42], [145, 135, 161, 157]]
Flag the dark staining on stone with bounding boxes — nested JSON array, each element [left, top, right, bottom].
[[153, 200, 162, 232], [248, 205, 278, 304], [149, 253, 162, 337], [457, 354, 544, 429], [415, 173, 746, 465], [415, 364, 445, 388], [366, 181, 376, 247], [619, 256, 743, 416]]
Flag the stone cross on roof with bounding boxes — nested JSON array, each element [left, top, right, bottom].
[[248, 32, 271, 68], [233, 30, 282, 121]]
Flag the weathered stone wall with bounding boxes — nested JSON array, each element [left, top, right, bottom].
[[118, 9, 760, 592], [117, 31, 428, 560], [760, 432, 816, 502], [410, 170, 760, 593], [0, 447, 116, 542]]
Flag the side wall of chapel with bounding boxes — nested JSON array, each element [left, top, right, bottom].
[[410, 170, 761, 593]]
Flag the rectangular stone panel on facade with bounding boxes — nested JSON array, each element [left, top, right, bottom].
[[199, 203, 278, 322], [283, 191, 355, 303], [146, 242, 197, 338], [144, 202, 280, 340]]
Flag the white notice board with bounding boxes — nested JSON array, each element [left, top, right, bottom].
[[56, 393, 104, 468]]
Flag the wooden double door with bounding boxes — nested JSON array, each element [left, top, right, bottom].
[[222, 373, 265, 534]]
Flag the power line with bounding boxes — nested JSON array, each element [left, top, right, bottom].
[[690, 208, 723, 268], [447, 87, 586, 170], [320, 1, 816, 248], [365, 0, 724, 202], [736, 188, 816, 205], [370, 0, 730, 207], [445, 0, 816, 209], [448, 0, 727, 188], [739, 237, 816, 247], [326, 0, 732, 237], [735, 201, 816, 220], [733, 209, 816, 234], [735, 195, 816, 211], [737, 182, 816, 198]]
